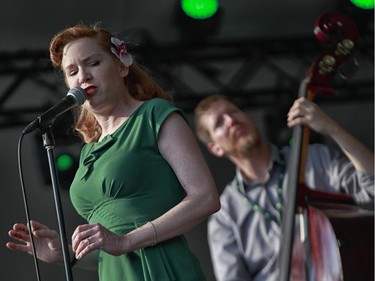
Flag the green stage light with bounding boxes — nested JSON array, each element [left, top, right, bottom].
[[181, 0, 219, 20], [351, 0, 374, 9], [56, 154, 74, 171]]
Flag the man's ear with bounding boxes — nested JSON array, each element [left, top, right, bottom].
[[207, 142, 224, 158]]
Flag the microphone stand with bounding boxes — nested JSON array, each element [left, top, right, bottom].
[[42, 125, 74, 281]]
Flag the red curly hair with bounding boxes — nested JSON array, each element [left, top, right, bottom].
[[49, 23, 172, 143]]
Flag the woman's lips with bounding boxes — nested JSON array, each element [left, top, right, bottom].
[[84, 85, 97, 97]]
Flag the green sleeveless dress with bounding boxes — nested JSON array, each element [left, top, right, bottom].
[[70, 99, 206, 280]]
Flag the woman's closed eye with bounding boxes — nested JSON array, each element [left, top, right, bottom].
[[88, 60, 100, 67]]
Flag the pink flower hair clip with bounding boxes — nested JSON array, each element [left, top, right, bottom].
[[110, 37, 133, 67]]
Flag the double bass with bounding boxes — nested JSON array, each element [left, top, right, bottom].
[[279, 12, 374, 281]]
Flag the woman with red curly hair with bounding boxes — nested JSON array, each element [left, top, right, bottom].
[[6, 23, 220, 281]]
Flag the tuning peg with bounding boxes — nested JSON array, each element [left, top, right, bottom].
[[318, 55, 336, 75], [335, 39, 355, 56], [353, 56, 360, 67], [334, 38, 361, 69], [336, 71, 347, 80]]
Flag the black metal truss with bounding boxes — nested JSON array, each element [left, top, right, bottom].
[[135, 35, 374, 109], [0, 35, 373, 129]]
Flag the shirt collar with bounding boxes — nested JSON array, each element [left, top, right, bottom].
[[235, 144, 283, 193]]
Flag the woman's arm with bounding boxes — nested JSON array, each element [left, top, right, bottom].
[[124, 112, 220, 251]]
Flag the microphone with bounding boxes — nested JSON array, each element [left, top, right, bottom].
[[23, 87, 87, 134]]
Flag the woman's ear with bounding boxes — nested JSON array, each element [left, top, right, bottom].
[[119, 62, 129, 78], [207, 142, 224, 158]]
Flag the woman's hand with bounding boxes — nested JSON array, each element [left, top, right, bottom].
[[6, 220, 62, 264], [72, 223, 128, 260]]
